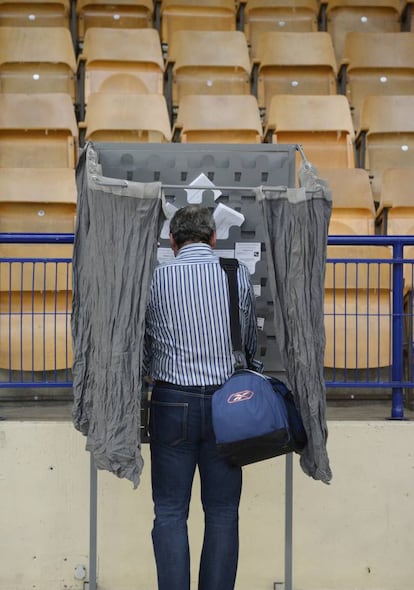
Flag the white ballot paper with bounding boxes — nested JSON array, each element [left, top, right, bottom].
[[253, 284, 261, 297], [234, 242, 261, 274], [185, 173, 222, 204], [160, 202, 178, 239], [213, 203, 245, 239]]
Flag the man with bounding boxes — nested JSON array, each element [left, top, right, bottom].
[[144, 204, 257, 590]]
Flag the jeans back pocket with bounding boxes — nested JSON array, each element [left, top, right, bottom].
[[149, 400, 189, 446]]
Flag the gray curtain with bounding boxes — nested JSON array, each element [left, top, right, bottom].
[[72, 143, 165, 488], [257, 163, 333, 484]]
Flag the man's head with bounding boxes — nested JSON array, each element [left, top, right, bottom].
[[169, 205, 216, 253]]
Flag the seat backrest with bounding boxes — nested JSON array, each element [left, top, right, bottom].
[[161, 0, 236, 45], [343, 31, 414, 71], [0, 168, 77, 233], [168, 30, 251, 104], [0, 92, 78, 168], [378, 168, 414, 236], [76, 0, 154, 41], [81, 27, 164, 100], [0, 26, 76, 98], [255, 31, 337, 109], [0, 0, 70, 27], [359, 95, 414, 199], [324, 243, 393, 368], [325, 0, 401, 63], [84, 92, 172, 142], [379, 168, 414, 211], [244, 0, 318, 54], [318, 167, 375, 234], [169, 30, 251, 72], [265, 95, 355, 168], [174, 94, 263, 143], [325, 245, 392, 290], [360, 95, 414, 135], [342, 32, 414, 129]]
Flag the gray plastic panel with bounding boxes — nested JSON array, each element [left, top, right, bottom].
[[92, 143, 298, 374]]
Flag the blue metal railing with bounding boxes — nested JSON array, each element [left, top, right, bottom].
[[1, 233, 414, 419], [325, 236, 414, 419]]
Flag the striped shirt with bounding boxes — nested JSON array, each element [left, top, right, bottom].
[[144, 243, 257, 386]]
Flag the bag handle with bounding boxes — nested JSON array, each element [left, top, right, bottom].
[[219, 257, 247, 370]]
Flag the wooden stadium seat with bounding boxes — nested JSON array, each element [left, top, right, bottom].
[[0, 93, 78, 169], [76, 0, 153, 42], [166, 30, 251, 111], [0, 244, 73, 291], [377, 168, 414, 232], [0, 0, 71, 27], [83, 92, 172, 142], [253, 31, 337, 113], [0, 27, 76, 101], [160, 0, 236, 46], [264, 95, 356, 170], [173, 94, 263, 143], [339, 32, 414, 131], [357, 95, 414, 200], [0, 290, 73, 371], [324, 245, 392, 369], [0, 168, 77, 234], [376, 168, 414, 290], [320, 0, 401, 63], [79, 27, 164, 107], [239, 0, 318, 57], [318, 167, 375, 235]]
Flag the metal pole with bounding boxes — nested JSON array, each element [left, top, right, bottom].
[[391, 242, 405, 419], [285, 453, 294, 590], [89, 453, 98, 590]]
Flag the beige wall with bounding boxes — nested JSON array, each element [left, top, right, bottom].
[[1, 420, 414, 590]]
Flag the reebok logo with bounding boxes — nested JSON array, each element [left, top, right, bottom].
[[227, 390, 254, 403]]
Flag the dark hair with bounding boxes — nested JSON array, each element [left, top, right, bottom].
[[170, 205, 216, 248]]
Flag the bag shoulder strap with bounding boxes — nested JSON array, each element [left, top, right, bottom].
[[219, 257, 247, 370]]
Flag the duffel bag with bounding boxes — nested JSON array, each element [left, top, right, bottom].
[[212, 369, 307, 467]]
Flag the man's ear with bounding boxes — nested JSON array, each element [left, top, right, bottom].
[[209, 231, 217, 249], [169, 233, 179, 255]]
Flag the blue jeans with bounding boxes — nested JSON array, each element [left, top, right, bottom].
[[149, 381, 242, 590]]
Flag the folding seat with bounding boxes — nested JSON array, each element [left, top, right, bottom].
[[239, 0, 318, 57], [318, 167, 375, 235], [0, 168, 75, 371], [319, 0, 401, 63], [377, 168, 414, 235], [324, 245, 393, 369], [173, 94, 263, 143], [357, 95, 414, 200], [0, 251, 73, 371], [252, 32, 337, 113], [264, 94, 355, 170], [82, 92, 172, 142], [0, 168, 77, 234], [0, 27, 77, 101], [76, 0, 153, 43], [0, 0, 71, 27], [339, 32, 414, 131], [376, 168, 414, 290], [160, 0, 236, 46], [0, 93, 78, 169], [78, 27, 164, 114], [165, 30, 251, 116]]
